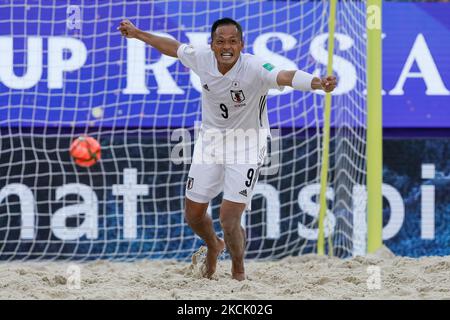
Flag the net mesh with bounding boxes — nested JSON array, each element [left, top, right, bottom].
[[0, 0, 367, 261]]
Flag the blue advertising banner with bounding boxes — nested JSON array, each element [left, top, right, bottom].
[[1, 134, 449, 260], [383, 3, 450, 128], [0, 1, 449, 128], [1, 1, 450, 260]]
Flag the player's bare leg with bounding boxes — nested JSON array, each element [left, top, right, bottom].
[[185, 197, 225, 278], [219, 199, 247, 281]]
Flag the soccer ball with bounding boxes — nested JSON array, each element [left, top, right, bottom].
[[70, 136, 101, 167]]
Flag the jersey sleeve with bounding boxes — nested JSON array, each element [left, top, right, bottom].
[[248, 56, 285, 91], [177, 43, 200, 73]]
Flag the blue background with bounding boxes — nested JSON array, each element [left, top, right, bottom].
[[1, 1, 450, 260], [1, 1, 449, 128]]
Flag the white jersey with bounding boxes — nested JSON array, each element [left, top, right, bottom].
[[178, 44, 283, 204], [177, 44, 284, 132]]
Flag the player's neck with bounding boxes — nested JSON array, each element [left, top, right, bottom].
[[217, 62, 236, 75]]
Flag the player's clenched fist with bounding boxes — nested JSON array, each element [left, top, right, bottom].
[[117, 19, 139, 38], [321, 75, 337, 93]]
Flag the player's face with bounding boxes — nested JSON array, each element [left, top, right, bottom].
[[211, 25, 243, 71]]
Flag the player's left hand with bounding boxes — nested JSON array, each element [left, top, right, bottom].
[[117, 19, 138, 39], [321, 75, 337, 93]]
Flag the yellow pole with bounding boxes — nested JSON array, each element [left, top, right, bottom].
[[367, 0, 383, 253], [317, 0, 337, 256]]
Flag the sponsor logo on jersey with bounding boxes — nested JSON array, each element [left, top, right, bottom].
[[203, 83, 210, 91], [187, 177, 194, 190], [239, 189, 248, 197], [263, 62, 275, 71], [230, 89, 245, 103]]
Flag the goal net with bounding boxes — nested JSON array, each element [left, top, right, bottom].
[[0, 0, 367, 261]]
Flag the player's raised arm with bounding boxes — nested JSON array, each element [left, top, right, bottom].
[[117, 19, 181, 58], [276, 70, 337, 93]]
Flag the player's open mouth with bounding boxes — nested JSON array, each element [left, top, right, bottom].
[[221, 52, 233, 59]]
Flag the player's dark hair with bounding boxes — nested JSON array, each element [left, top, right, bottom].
[[211, 17, 243, 41]]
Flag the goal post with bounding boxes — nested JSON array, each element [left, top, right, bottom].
[[366, 0, 383, 253], [317, 0, 383, 256], [317, 0, 336, 256]]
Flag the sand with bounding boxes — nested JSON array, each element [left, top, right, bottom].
[[0, 246, 449, 300]]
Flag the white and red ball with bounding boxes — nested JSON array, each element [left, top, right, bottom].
[[70, 136, 101, 167]]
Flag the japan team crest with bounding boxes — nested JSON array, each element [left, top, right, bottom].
[[230, 90, 245, 103]]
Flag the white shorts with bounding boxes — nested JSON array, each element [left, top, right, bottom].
[[185, 163, 263, 205], [185, 130, 267, 205]]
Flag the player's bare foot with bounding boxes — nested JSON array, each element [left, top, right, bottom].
[[232, 272, 246, 281], [231, 265, 246, 281], [201, 237, 225, 279]]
